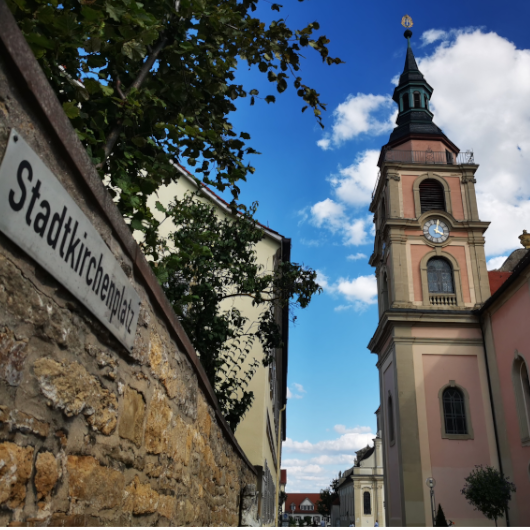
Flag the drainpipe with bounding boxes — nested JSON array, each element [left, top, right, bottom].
[[480, 321, 510, 526], [275, 404, 287, 527]]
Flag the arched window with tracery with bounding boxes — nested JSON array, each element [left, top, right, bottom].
[[442, 387, 467, 435], [513, 355, 530, 442], [419, 179, 445, 212], [427, 258, 454, 294], [363, 491, 371, 514]]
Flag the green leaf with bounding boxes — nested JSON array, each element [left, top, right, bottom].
[[25, 32, 54, 50], [105, 2, 126, 22], [155, 201, 166, 213], [62, 101, 80, 119], [81, 6, 102, 21], [264, 95, 276, 104], [131, 219, 143, 230], [122, 40, 147, 60]]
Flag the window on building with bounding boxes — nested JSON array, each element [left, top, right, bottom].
[[424, 94, 429, 109], [291, 503, 295, 512], [413, 92, 421, 108], [363, 491, 371, 515], [427, 258, 454, 294], [442, 387, 467, 435], [419, 179, 445, 212], [513, 356, 530, 442], [402, 93, 410, 111], [445, 150, 454, 164], [388, 394, 395, 444]]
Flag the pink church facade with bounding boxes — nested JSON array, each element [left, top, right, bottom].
[[368, 29, 530, 527]]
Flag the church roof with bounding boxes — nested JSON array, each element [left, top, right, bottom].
[[386, 31, 453, 148]]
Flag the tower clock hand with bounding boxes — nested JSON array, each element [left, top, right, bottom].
[[434, 220, 443, 235]]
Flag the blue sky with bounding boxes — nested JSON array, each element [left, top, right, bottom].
[[187, 0, 530, 492]]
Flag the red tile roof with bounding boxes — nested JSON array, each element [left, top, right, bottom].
[[281, 469, 287, 485], [488, 271, 512, 295], [285, 493, 321, 514]]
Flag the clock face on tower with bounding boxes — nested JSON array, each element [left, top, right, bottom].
[[423, 219, 449, 243]]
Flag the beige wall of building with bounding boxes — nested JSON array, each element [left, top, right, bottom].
[[147, 169, 288, 525]]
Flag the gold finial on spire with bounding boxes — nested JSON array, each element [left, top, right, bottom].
[[519, 230, 530, 249], [401, 15, 413, 29]]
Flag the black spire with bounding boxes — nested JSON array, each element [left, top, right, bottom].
[[387, 30, 446, 144]]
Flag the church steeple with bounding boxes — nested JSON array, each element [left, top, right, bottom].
[[387, 30, 447, 145]]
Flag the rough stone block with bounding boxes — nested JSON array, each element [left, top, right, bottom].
[[148, 332, 178, 398], [1, 409, 50, 438], [0, 328, 28, 386], [0, 442, 34, 509], [123, 475, 176, 520], [118, 386, 145, 447], [66, 455, 124, 510], [34, 452, 59, 500], [33, 358, 118, 435], [145, 391, 172, 455]]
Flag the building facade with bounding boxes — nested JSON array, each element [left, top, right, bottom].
[[286, 493, 324, 525], [150, 168, 290, 525], [336, 438, 385, 527], [368, 29, 530, 527]]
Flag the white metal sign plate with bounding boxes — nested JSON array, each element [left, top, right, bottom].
[[0, 130, 140, 350]]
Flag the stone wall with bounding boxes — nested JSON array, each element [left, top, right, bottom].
[[0, 2, 256, 526]]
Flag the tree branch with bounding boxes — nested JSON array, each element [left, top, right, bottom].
[[96, 34, 169, 169]]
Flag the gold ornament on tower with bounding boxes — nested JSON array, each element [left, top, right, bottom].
[[401, 15, 413, 28], [519, 230, 530, 249]]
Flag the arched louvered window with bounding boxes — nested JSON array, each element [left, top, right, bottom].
[[363, 491, 371, 514], [427, 258, 454, 294], [442, 387, 467, 434], [402, 94, 410, 111], [419, 179, 445, 212], [413, 92, 421, 108], [388, 394, 395, 444]]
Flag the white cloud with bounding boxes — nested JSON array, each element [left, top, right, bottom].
[[283, 430, 375, 455], [282, 428, 376, 492], [347, 253, 367, 261], [310, 199, 346, 232], [486, 255, 508, 270], [287, 383, 306, 400], [316, 270, 330, 291], [329, 150, 380, 206], [294, 383, 306, 394], [416, 29, 530, 255], [334, 275, 377, 309], [319, 273, 377, 312], [333, 425, 373, 434], [421, 29, 448, 46], [317, 94, 395, 150]]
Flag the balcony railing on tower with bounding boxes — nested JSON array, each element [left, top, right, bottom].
[[383, 148, 474, 165], [372, 149, 476, 199]]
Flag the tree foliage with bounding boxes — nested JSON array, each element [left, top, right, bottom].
[[9, 0, 333, 428], [154, 192, 320, 429], [317, 478, 339, 518], [435, 504, 448, 527], [8, 0, 341, 229], [461, 465, 516, 526]]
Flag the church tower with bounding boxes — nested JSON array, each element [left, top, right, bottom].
[[368, 30, 500, 527]]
